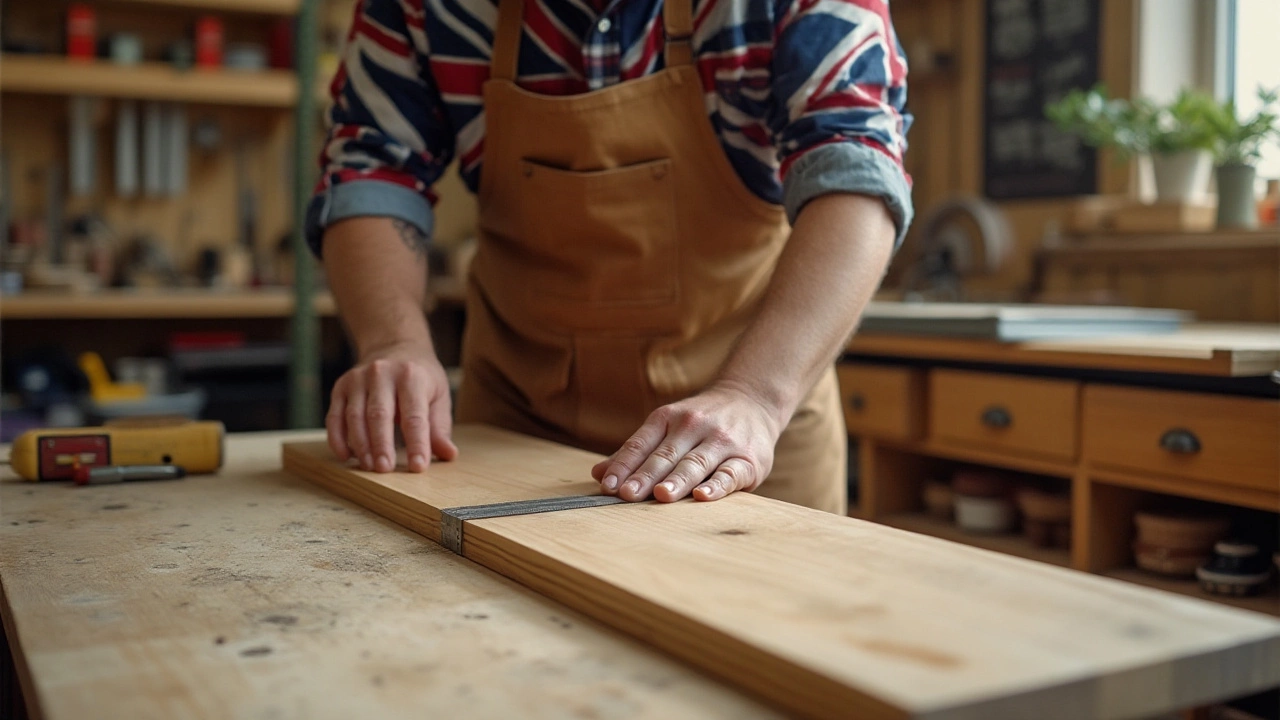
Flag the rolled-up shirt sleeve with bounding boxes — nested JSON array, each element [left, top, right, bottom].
[[305, 0, 455, 257], [769, 0, 913, 248]]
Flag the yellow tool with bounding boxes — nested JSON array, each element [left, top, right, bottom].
[[8, 419, 224, 482], [78, 352, 146, 403]]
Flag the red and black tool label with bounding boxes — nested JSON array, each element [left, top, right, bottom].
[[37, 435, 111, 481]]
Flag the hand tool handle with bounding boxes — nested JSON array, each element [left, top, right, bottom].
[[74, 464, 187, 485]]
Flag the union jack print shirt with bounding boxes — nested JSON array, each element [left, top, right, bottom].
[[306, 0, 914, 251]]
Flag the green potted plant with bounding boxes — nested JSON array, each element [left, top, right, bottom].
[[1046, 86, 1219, 203], [1205, 86, 1280, 229]]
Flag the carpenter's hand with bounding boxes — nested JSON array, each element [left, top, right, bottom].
[[326, 341, 458, 473], [590, 384, 783, 503]]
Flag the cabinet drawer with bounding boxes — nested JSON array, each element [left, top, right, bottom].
[[836, 364, 924, 440], [929, 370, 1080, 461], [1083, 386, 1280, 492]]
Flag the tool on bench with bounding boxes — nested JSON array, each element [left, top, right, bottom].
[[73, 464, 187, 486], [8, 419, 224, 482]]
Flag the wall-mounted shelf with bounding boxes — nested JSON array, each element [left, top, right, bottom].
[[0, 289, 336, 320], [102, 0, 301, 14], [0, 56, 298, 107]]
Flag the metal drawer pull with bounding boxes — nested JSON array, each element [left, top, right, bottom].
[[980, 406, 1012, 429], [849, 394, 866, 412], [1159, 428, 1201, 455]]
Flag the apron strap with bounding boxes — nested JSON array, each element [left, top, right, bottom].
[[663, 0, 694, 67], [492, 0, 524, 81]]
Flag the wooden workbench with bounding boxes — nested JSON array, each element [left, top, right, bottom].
[[5, 429, 1280, 719], [0, 432, 776, 719]]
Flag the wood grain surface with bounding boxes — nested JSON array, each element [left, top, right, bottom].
[[0, 431, 776, 720], [283, 426, 1280, 720]]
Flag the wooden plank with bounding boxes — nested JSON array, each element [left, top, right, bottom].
[[0, 431, 775, 720], [0, 289, 337, 319], [0, 56, 297, 107], [283, 427, 1280, 720], [847, 323, 1280, 377]]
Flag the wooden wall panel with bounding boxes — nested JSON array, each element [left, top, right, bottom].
[[889, 0, 1138, 298], [2, 94, 293, 276], [1036, 238, 1280, 321]]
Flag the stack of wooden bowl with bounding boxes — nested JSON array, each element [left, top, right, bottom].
[[1133, 511, 1231, 577], [951, 470, 1017, 534], [922, 479, 954, 520], [1016, 487, 1072, 549], [1196, 540, 1274, 596]]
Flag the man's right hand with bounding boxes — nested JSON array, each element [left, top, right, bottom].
[[325, 341, 458, 474]]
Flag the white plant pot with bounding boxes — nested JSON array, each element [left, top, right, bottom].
[[1150, 150, 1213, 203]]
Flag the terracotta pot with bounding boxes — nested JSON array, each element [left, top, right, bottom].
[[1134, 511, 1231, 551], [1017, 487, 1071, 523], [922, 480, 954, 520], [951, 470, 1012, 498], [1134, 541, 1210, 578]]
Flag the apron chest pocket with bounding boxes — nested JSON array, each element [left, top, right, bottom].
[[511, 158, 678, 307]]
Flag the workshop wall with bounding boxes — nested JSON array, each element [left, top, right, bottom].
[[2, 1, 295, 283], [886, 0, 1136, 300]]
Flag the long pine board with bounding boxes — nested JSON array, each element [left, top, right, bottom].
[[282, 426, 1280, 720]]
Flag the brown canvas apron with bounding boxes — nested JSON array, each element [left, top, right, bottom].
[[454, 0, 848, 514]]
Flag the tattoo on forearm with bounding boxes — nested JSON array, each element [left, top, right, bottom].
[[391, 219, 429, 259]]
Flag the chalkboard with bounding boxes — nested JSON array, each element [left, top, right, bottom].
[[983, 0, 1101, 199]]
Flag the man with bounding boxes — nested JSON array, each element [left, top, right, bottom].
[[307, 0, 912, 514]]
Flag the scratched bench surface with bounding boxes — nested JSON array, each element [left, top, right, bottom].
[[284, 426, 1280, 720], [0, 431, 777, 720]]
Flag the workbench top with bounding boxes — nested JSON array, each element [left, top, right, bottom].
[[0, 432, 775, 719]]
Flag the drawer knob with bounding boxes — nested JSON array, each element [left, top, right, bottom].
[[1159, 428, 1201, 455], [981, 406, 1012, 429], [849, 394, 866, 412]]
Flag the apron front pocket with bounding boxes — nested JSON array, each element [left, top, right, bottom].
[[511, 158, 678, 309]]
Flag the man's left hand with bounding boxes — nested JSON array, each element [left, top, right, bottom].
[[590, 383, 785, 503]]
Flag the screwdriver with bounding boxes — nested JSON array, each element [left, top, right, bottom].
[[72, 464, 187, 486]]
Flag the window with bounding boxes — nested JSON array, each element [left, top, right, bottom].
[[1228, 0, 1280, 179]]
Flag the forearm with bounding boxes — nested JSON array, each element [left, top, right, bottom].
[[322, 216, 435, 357], [717, 193, 896, 429]]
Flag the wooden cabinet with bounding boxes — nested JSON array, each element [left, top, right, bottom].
[[1083, 385, 1280, 493], [835, 364, 924, 440], [841, 327, 1280, 618], [928, 370, 1079, 462]]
